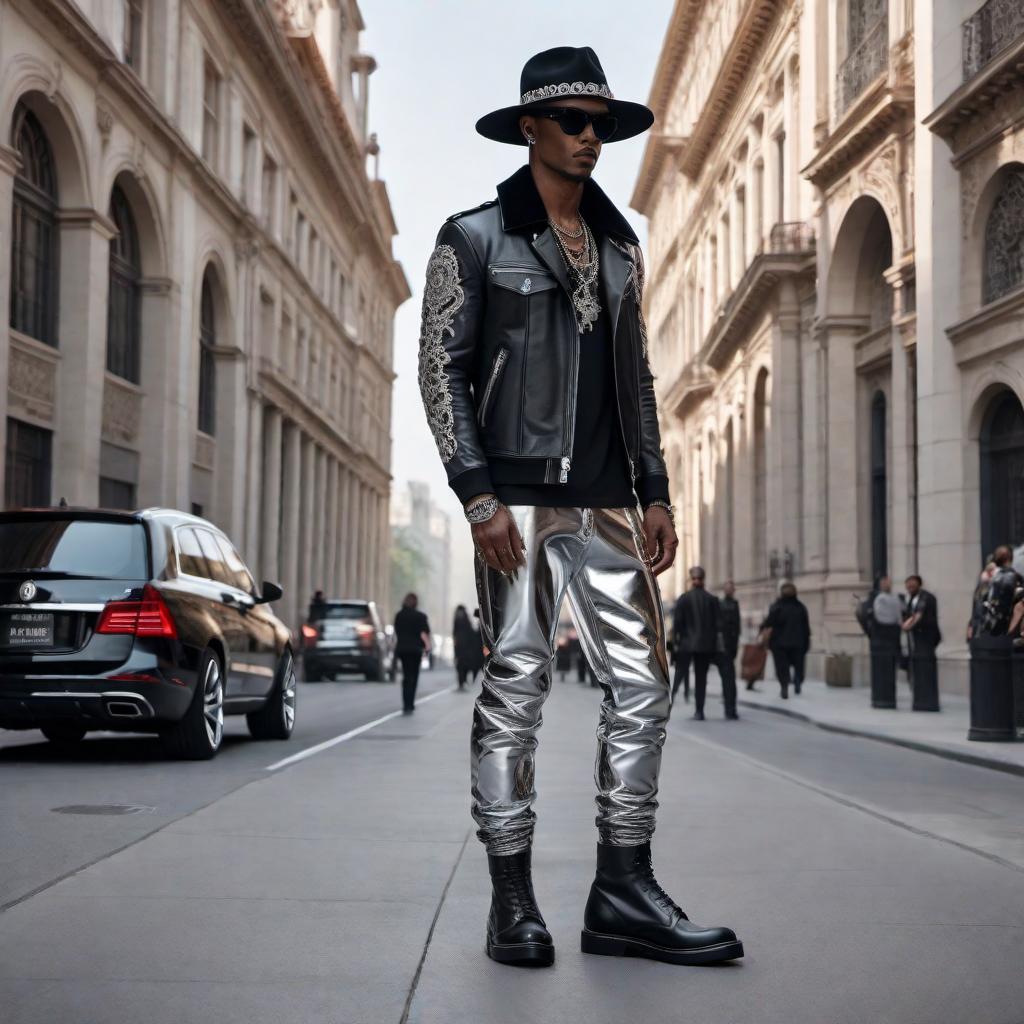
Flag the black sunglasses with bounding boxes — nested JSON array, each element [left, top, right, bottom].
[[533, 106, 618, 142]]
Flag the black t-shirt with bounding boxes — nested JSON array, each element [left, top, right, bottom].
[[393, 606, 430, 655], [491, 278, 635, 508]]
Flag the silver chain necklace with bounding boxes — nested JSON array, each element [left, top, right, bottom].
[[551, 219, 600, 332], [548, 215, 584, 240]]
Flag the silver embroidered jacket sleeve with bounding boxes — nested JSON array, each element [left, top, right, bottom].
[[417, 221, 494, 504]]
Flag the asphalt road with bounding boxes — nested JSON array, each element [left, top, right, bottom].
[[1, 671, 1022, 1023], [0, 664, 454, 910]]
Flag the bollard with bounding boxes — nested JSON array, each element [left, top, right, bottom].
[[968, 636, 1016, 741]]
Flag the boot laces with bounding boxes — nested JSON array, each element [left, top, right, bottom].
[[500, 865, 541, 920], [635, 852, 685, 918]]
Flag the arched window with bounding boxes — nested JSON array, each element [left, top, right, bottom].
[[106, 185, 142, 382], [870, 390, 887, 578], [980, 391, 1024, 557], [197, 273, 217, 436], [9, 103, 58, 346], [983, 168, 1024, 305]]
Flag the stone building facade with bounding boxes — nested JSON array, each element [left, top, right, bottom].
[[0, 0, 409, 630], [633, 0, 1024, 689]]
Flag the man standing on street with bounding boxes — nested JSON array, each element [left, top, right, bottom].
[[719, 580, 741, 712], [760, 582, 811, 698], [393, 593, 431, 714], [902, 574, 941, 711], [671, 567, 723, 720], [416, 46, 742, 969]]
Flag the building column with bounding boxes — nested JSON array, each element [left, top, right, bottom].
[[280, 421, 302, 629], [244, 396, 263, 570], [297, 434, 315, 615], [886, 268, 915, 584], [768, 299, 803, 571], [261, 406, 283, 588], [325, 457, 339, 595], [354, 479, 366, 595], [0, 145, 17, 498], [312, 444, 327, 595], [335, 465, 349, 594], [53, 209, 116, 505]]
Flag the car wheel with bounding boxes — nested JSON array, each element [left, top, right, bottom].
[[161, 648, 224, 760], [247, 650, 297, 740], [304, 664, 322, 682], [40, 722, 88, 744]]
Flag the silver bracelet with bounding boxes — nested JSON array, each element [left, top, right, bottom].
[[465, 495, 500, 524], [643, 499, 675, 525]]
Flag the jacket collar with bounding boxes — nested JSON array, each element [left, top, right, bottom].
[[496, 164, 639, 244]]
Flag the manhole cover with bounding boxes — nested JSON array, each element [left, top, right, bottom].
[[51, 804, 155, 816]]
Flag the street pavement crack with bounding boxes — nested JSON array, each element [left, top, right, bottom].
[[399, 828, 471, 1024], [676, 722, 1024, 875]]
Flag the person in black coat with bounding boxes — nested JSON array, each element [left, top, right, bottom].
[[902, 574, 942, 711], [453, 604, 484, 691], [759, 582, 811, 699], [394, 592, 431, 713], [719, 582, 741, 710], [671, 566, 721, 720]]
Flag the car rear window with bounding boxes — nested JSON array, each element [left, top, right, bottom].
[[311, 603, 370, 621], [0, 518, 147, 579]]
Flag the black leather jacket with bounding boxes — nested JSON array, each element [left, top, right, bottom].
[[416, 164, 669, 505]]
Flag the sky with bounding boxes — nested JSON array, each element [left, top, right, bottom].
[[360, 0, 675, 597]]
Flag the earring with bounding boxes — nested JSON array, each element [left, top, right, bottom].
[[526, 134, 535, 145]]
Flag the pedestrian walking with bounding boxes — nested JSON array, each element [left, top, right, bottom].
[[869, 576, 903, 709], [760, 581, 811, 698], [453, 604, 484, 690], [416, 46, 741, 969], [555, 628, 573, 680], [671, 566, 722, 719], [718, 581, 740, 716], [902, 574, 941, 711], [393, 593, 431, 713]]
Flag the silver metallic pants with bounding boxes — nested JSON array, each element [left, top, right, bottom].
[[472, 505, 671, 856]]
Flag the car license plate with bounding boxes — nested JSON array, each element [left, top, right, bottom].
[[2, 612, 55, 647]]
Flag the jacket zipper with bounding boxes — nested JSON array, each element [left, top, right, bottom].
[[609, 295, 638, 483], [561, 305, 580, 482], [477, 347, 509, 428]]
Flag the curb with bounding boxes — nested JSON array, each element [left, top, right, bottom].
[[737, 697, 1024, 779]]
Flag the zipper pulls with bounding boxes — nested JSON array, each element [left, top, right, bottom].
[[559, 456, 571, 483]]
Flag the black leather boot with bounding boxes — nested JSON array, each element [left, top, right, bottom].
[[581, 842, 743, 965], [486, 850, 554, 966]]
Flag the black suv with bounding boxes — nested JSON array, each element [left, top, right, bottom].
[[0, 508, 295, 759], [301, 600, 387, 681]]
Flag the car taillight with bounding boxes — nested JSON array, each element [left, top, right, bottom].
[[356, 620, 375, 648], [96, 585, 177, 638], [301, 623, 319, 647]]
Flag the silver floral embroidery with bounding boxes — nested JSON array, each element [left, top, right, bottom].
[[610, 238, 649, 359], [418, 243, 464, 462], [520, 81, 614, 104]]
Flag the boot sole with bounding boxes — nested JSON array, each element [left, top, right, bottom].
[[580, 929, 744, 965], [486, 939, 555, 967]]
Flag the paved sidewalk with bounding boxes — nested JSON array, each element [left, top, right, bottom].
[[2, 680, 1023, 1023], [730, 676, 1024, 775]]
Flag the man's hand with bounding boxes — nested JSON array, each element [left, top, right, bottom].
[[472, 503, 527, 575], [641, 505, 677, 576]]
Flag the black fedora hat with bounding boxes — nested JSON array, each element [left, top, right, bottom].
[[476, 46, 654, 146]]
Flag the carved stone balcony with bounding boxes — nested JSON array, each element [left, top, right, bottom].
[[963, 0, 1024, 81], [837, 17, 889, 116], [698, 222, 816, 371]]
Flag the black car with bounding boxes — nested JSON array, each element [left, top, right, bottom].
[[0, 507, 296, 759], [301, 599, 387, 681]]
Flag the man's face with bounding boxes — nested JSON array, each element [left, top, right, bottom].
[[724, 582, 735, 598], [520, 98, 607, 183], [905, 578, 920, 597], [689, 574, 705, 589]]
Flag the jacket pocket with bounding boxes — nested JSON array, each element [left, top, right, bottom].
[[488, 264, 559, 295], [477, 346, 510, 428]]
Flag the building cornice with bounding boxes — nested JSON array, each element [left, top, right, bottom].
[[923, 34, 1024, 151], [801, 79, 913, 190]]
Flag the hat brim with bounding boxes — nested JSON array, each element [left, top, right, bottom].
[[475, 98, 654, 146]]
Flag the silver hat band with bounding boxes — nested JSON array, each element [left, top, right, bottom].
[[520, 82, 614, 104]]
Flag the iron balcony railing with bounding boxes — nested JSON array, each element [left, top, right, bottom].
[[837, 16, 889, 115], [963, 0, 1024, 80]]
